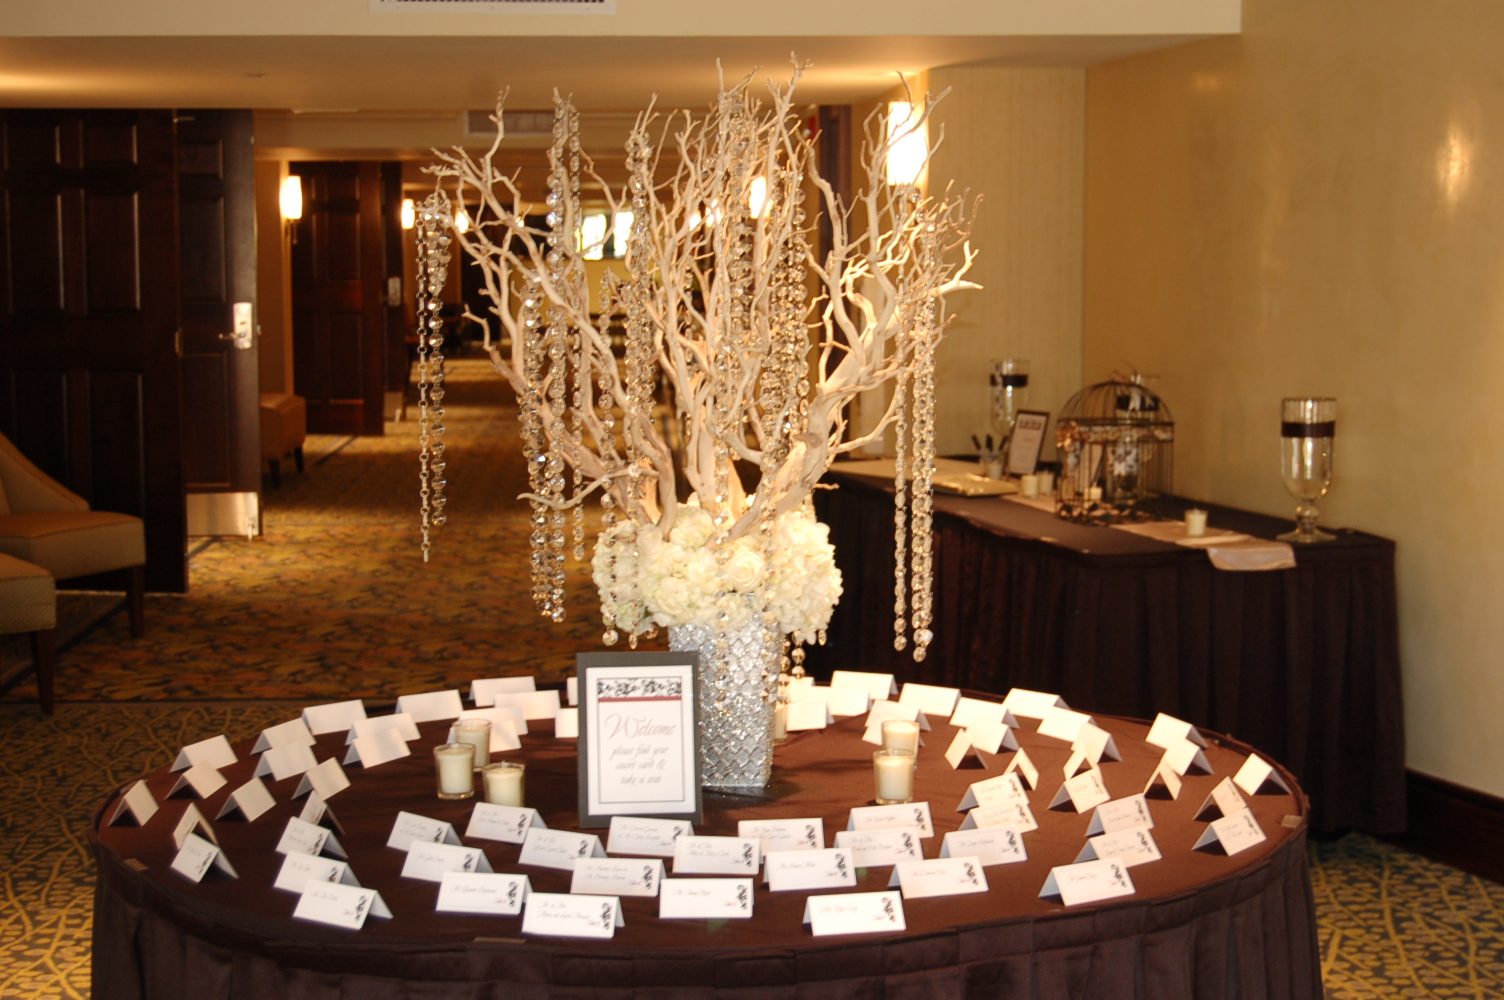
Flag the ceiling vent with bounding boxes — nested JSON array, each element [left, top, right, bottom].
[[372, 0, 614, 11], [467, 109, 556, 138]]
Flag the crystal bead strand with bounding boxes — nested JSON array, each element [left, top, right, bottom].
[[907, 208, 942, 662], [415, 194, 451, 563]]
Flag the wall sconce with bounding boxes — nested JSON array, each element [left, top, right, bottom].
[[279, 174, 303, 243], [401, 197, 416, 230], [748, 175, 769, 218], [454, 207, 470, 234], [885, 101, 928, 188]]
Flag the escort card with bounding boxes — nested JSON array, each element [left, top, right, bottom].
[[254, 743, 318, 782], [517, 827, 606, 871], [491, 689, 562, 721], [571, 857, 663, 897], [294, 757, 350, 801], [949, 697, 1019, 730], [168, 761, 227, 800], [1194, 808, 1268, 856], [830, 670, 899, 700], [848, 802, 935, 838], [940, 827, 1027, 866], [299, 791, 345, 834], [555, 707, 579, 739], [785, 698, 832, 731], [394, 689, 464, 723], [567, 676, 577, 705], [301, 699, 367, 736], [471, 675, 536, 705], [956, 773, 1029, 811], [1145, 712, 1208, 751], [1004, 748, 1040, 790], [660, 878, 754, 919], [401, 841, 494, 882], [1144, 763, 1183, 800], [108, 779, 159, 827], [436, 872, 530, 915], [521, 892, 623, 938], [834, 827, 922, 867], [943, 730, 984, 770], [965, 719, 1018, 756], [608, 816, 693, 857], [1161, 738, 1213, 776], [274, 853, 359, 893], [803, 891, 906, 936], [457, 704, 529, 736], [386, 811, 462, 851], [959, 801, 1038, 833], [292, 882, 391, 929], [864, 699, 931, 738], [1048, 768, 1112, 813], [824, 686, 873, 716], [673, 834, 760, 875], [446, 717, 522, 753], [1037, 707, 1097, 742], [1061, 750, 1095, 780], [1000, 688, 1068, 720], [887, 857, 988, 899], [1077, 827, 1162, 867], [172, 803, 217, 849], [170, 734, 237, 772], [1087, 794, 1154, 835], [170, 832, 238, 882], [764, 847, 855, 891], [345, 713, 420, 744], [1195, 777, 1249, 823], [739, 817, 825, 854], [215, 777, 275, 822], [1038, 858, 1135, 906], [343, 728, 412, 768], [1234, 754, 1292, 796], [1072, 723, 1121, 764], [275, 815, 347, 859], [251, 718, 315, 753], [899, 682, 961, 717], [467, 802, 547, 844]]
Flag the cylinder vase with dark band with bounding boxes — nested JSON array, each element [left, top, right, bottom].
[[1278, 397, 1336, 543]]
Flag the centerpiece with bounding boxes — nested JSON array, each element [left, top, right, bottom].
[[417, 65, 977, 790]]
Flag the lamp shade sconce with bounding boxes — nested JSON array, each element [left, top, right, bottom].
[[453, 207, 470, 234], [279, 174, 303, 243], [401, 197, 416, 230], [885, 101, 928, 188]]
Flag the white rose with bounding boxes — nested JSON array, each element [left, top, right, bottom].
[[723, 546, 766, 592], [681, 549, 721, 595], [649, 576, 695, 621]]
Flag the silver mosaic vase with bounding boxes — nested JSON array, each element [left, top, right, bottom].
[[669, 614, 780, 792]]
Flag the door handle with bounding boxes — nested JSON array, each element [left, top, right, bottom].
[[222, 301, 255, 350]]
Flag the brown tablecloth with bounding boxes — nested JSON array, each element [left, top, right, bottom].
[[92, 707, 1321, 999], [810, 472, 1407, 836]]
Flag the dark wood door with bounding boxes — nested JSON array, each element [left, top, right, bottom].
[[291, 161, 386, 436], [0, 110, 186, 592], [178, 110, 259, 495]]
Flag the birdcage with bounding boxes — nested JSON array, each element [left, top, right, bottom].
[[1055, 374, 1174, 524]]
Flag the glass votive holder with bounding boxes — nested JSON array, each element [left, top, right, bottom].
[[881, 719, 921, 754], [1037, 470, 1055, 494], [481, 761, 526, 806], [773, 701, 788, 745], [873, 748, 917, 805], [453, 718, 491, 770], [1185, 508, 1208, 537], [434, 743, 476, 800], [1020, 473, 1040, 498]]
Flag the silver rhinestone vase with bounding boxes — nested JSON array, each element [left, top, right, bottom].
[[669, 616, 779, 792]]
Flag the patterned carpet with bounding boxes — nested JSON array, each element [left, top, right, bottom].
[[0, 357, 1499, 998]]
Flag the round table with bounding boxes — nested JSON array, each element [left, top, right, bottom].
[[91, 700, 1322, 999]]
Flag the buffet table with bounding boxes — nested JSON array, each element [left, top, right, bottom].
[[810, 470, 1406, 836], [92, 705, 1321, 999]]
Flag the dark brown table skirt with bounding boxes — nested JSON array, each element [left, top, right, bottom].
[[92, 708, 1321, 999]]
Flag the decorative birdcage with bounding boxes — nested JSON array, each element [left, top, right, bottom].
[[1055, 374, 1174, 523]]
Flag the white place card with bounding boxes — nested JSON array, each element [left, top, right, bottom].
[[739, 817, 824, 854], [1038, 858, 1136, 906], [786, 698, 833, 731], [830, 670, 898, 700], [522, 892, 623, 938], [1194, 808, 1268, 856], [170, 832, 238, 882], [959, 801, 1039, 833], [608, 816, 693, 857], [301, 699, 367, 736], [957, 773, 1029, 811], [170, 734, 237, 772], [251, 718, 315, 753], [1234, 754, 1292, 796], [899, 682, 962, 718], [467, 802, 547, 844], [1037, 707, 1097, 743], [456, 704, 530, 736], [888, 857, 988, 899], [659, 878, 754, 919], [517, 827, 606, 871], [765, 847, 856, 891], [1004, 748, 1040, 790], [108, 779, 159, 827], [848, 802, 935, 838], [276, 815, 347, 859], [446, 717, 522, 753], [1087, 794, 1154, 836], [492, 689, 562, 721], [940, 827, 1027, 866], [1071, 723, 1121, 764], [571, 857, 663, 897], [965, 719, 1018, 756], [834, 827, 922, 867], [345, 713, 420, 745], [293, 882, 391, 929], [950, 697, 1018, 730], [803, 891, 905, 936], [1049, 768, 1112, 814], [1076, 827, 1162, 867], [943, 730, 984, 770], [1061, 750, 1094, 780], [555, 707, 579, 739], [471, 675, 537, 705], [824, 686, 873, 717], [1145, 712, 1208, 751], [1161, 738, 1213, 776], [168, 761, 227, 800], [567, 676, 577, 705], [215, 777, 275, 822], [394, 689, 464, 723], [294, 757, 350, 801], [436, 872, 530, 915], [343, 728, 412, 768], [299, 791, 344, 834], [402, 841, 494, 882], [274, 853, 359, 893], [172, 803, 217, 849], [1144, 763, 1183, 800], [1000, 688, 1068, 720], [254, 743, 318, 782], [865, 699, 931, 732], [386, 811, 462, 851], [673, 835, 760, 875], [1195, 777, 1249, 823]]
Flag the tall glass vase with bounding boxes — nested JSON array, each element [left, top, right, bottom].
[[669, 615, 780, 792]]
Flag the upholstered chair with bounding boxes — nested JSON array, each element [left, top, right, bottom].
[[0, 551, 55, 713]]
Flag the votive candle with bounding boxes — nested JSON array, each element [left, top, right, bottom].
[[453, 718, 491, 770], [773, 701, 788, 744], [1037, 470, 1055, 494], [873, 748, 916, 805], [1020, 473, 1040, 498], [881, 719, 921, 754], [434, 743, 476, 800], [1185, 508, 1208, 537], [482, 761, 525, 806]]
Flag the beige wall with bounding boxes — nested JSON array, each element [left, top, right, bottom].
[[1084, 0, 1504, 794], [254, 159, 294, 394]]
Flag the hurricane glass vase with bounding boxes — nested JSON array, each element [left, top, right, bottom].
[[1277, 397, 1336, 543], [669, 613, 780, 793]]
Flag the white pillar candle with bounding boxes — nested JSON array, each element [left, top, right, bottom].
[[873, 749, 916, 805], [881, 719, 921, 754], [481, 762, 525, 806], [1037, 470, 1055, 494], [434, 743, 476, 800], [773, 701, 788, 744], [1020, 473, 1040, 498], [453, 719, 491, 770], [1185, 508, 1208, 537]]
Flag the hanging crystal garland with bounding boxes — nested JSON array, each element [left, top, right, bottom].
[[415, 193, 451, 562], [907, 205, 943, 662]]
